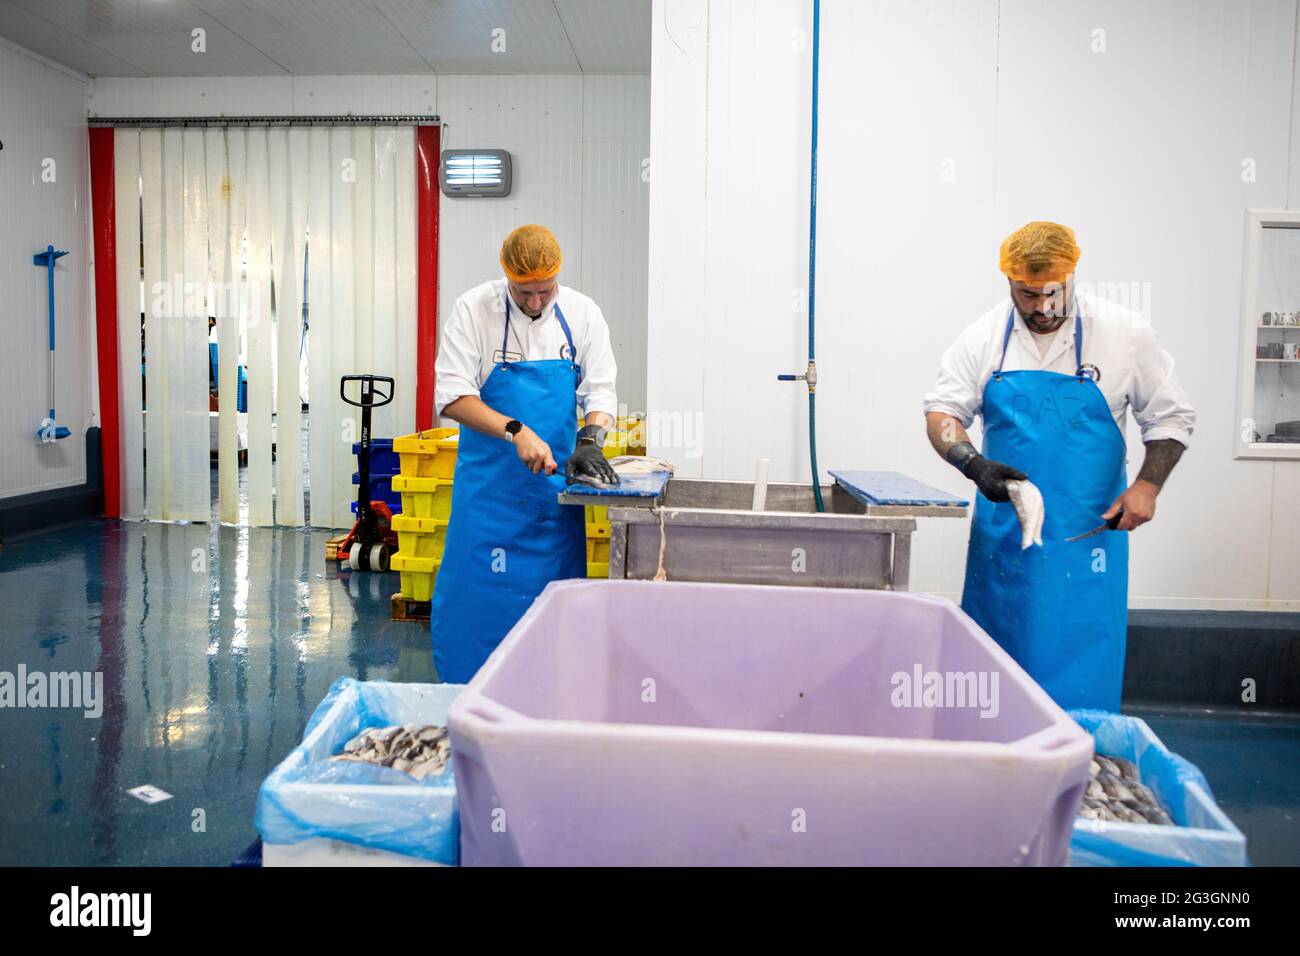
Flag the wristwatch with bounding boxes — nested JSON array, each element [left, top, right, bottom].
[[504, 420, 523, 441]]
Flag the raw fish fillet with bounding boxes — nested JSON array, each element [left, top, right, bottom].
[[1005, 479, 1044, 550]]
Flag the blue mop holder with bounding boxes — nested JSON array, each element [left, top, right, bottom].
[[33, 244, 71, 441]]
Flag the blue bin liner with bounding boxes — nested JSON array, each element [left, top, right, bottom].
[[255, 677, 465, 864], [352, 439, 400, 476], [1067, 709, 1247, 867]]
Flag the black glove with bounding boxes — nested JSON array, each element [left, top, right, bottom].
[[945, 441, 1026, 503], [566, 425, 619, 485]]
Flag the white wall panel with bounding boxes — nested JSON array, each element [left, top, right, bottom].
[[436, 73, 651, 413], [647, 0, 709, 476], [580, 75, 651, 414], [0, 42, 92, 499], [435, 73, 585, 348]]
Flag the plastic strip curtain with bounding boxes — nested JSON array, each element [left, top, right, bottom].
[[306, 127, 334, 529], [375, 126, 418, 440], [245, 128, 275, 527], [303, 126, 416, 529], [119, 124, 415, 529], [269, 128, 306, 527], [210, 126, 242, 525], [112, 129, 145, 519]]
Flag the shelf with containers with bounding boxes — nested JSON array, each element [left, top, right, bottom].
[[1236, 209, 1300, 458]]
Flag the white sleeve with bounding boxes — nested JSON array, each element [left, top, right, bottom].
[[922, 323, 985, 428], [434, 297, 484, 416], [1129, 322, 1195, 447], [576, 303, 618, 419]]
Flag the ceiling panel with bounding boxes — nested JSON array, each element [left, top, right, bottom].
[[0, 0, 651, 76], [557, 0, 650, 73], [5, 0, 287, 74], [0, 1, 144, 76], [189, 0, 432, 74], [374, 0, 580, 73]]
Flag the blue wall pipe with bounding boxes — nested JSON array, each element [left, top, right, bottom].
[[777, 0, 825, 511]]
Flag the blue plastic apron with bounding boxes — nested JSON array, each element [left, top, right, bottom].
[[429, 298, 588, 683], [960, 308, 1129, 711]]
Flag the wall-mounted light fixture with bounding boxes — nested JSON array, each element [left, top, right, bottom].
[[439, 149, 511, 198]]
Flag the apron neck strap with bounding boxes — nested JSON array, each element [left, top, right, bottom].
[[553, 302, 578, 367], [501, 296, 514, 366], [1073, 309, 1084, 378], [994, 305, 1085, 378], [501, 295, 579, 369]]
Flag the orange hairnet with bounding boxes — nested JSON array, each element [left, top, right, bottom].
[[500, 224, 563, 283], [999, 221, 1080, 287]]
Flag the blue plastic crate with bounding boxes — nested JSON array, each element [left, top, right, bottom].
[[350, 473, 402, 514], [352, 439, 400, 476]]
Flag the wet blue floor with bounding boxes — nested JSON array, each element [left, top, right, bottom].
[[1, 518, 1297, 866], [0, 518, 433, 866], [1127, 705, 1300, 867]]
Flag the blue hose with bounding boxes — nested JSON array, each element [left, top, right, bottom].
[[807, 0, 824, 511], [770, 0, 827, 511]]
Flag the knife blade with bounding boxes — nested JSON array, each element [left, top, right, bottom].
[[1065, 510, 1124, 542]]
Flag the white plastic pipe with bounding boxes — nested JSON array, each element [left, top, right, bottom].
[[752, 458, 770, 511]]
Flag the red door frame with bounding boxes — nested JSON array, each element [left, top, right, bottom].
[[88, 127, 121, 518], [415, 124, 441, 432]]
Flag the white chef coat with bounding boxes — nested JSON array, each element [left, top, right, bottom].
[[434, 277, 618, 419], [923, 292, 1195, 447]]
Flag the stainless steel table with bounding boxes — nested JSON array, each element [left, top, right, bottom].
[[558, 475, 967, 591]]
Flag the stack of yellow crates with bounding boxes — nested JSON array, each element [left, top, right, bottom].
[[583, 415, 643, 578], [390, 428, 458, 602]]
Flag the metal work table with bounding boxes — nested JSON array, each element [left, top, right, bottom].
[[558, 473, 967, 591]]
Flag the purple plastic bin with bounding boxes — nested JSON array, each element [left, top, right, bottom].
[[449, 580, 1093, 866]]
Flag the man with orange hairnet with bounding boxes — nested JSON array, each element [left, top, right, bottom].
[[430, 224, 619, 682], [923, 222, 1194, 711]]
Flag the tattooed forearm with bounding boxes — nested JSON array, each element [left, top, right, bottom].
[[1136, 438, 1186, 489]]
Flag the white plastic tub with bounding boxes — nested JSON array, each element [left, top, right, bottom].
[[449, 580, 1094, 866], [1068, 711, 1247, 866], [256, 679, 464, 865], [262, 837, 446, 867]]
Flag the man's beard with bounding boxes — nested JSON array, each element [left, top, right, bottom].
[[1022, 310, 1069, 333]]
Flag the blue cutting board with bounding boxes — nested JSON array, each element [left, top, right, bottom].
[[565, 470, 671, 498], [829, 470, 969, 508]]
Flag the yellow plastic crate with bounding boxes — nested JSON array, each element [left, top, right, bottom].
[[622, 416, 647, 457], [391, 514, 450, 560], [603, 430, 628, 458], [393, 428, 459, 479], [587, 561, 610, 579], [391, 475, 455, 519], [390, 553, 441, 602], [586, 522, 611, 567], [574, 414, 632, 458]]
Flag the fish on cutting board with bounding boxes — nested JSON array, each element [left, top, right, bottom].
[[567, 454, 676, 489]]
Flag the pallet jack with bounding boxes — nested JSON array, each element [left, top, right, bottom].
[[338, 374, 398, 572]]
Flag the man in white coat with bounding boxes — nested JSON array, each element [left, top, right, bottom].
[[923, 221, 1195, 710]]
